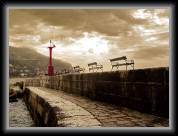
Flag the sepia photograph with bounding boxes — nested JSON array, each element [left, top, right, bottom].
[[5, 3, 173, 133]]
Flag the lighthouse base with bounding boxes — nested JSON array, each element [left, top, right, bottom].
[[48, 65, 54, 76]]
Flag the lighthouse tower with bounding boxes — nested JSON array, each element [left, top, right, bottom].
[[48, 40, 55, 76]]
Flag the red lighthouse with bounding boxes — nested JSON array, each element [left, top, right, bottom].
[[48, 40, 55, 76]]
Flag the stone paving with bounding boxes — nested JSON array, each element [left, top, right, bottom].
[[34, 87, 169, 127], [29, 87, 101, 127]]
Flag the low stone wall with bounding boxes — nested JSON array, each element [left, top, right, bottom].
[[23, 88, 59, 126], [23, 87, 101, 127], [24, 67, 169, 117]]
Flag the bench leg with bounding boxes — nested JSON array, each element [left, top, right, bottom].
[[111, 66, 113, 71], [111, 66, 119, 71], [117, 66, 119, 71]]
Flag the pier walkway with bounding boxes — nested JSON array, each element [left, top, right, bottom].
[[27, 87, 169, 127]]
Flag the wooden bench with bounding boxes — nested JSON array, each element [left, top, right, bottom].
[[88, 62, 103, 72], [110, 56, 134, 70], [73, 65, 85, 73]]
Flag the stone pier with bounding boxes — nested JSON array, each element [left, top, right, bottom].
[[23, 86, 168, 127], [23, 87, 101, 127], [24, 67, 169, 118]]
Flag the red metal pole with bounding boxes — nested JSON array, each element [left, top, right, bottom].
[[49, 47, 52, 66], [48, 40, 55, 76]]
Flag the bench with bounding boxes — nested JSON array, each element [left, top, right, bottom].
[[73, 65, 85, 73], [61, 69, 70, 74], [88, 62, 103, 72], [110, 56, 134, 70]]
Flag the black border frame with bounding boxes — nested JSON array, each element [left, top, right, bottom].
[[0, 0, 177, 135]]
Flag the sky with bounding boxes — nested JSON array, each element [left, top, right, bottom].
[[9, 8, 170, 71]]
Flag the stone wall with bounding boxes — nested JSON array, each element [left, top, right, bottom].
[[23, 87, 102, 127], [23, 88, 59, 126], [24, 67, 169, 117]]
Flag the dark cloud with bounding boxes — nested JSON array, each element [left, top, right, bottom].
[[9, 9, 150, 37], [9, 8, 170, 69]]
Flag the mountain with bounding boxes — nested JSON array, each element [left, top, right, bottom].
[[9, 46, 72, 73]]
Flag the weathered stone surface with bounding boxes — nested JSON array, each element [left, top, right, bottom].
[[9, 85, 24, 102], [26, 87, 168, 127], [23, 87, 101, 127], [24, 67, 169, 117]]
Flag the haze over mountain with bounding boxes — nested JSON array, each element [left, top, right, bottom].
[[9, 46, 72, 72]]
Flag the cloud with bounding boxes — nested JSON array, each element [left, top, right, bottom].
[[9, 9, 150, 37], [130, 45, 169, 60], [9, 8, 170, 70]]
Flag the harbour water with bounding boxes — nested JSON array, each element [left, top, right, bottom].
[[9, 98, 35, 127]]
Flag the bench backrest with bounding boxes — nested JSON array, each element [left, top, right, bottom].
[[110, 56, 127, 62], [88, 62, 97, 66], [127, 60, 134, 63]]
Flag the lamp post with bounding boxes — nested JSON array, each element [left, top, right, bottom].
[[48, 40, 55, 76]]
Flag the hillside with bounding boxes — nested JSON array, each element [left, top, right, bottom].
[[9, 46, 72, 72]]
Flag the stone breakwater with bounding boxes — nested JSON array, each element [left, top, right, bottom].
[[23, 87, 101, 127], [23, 87, 169, 127], [24, 67, 169, 118]]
